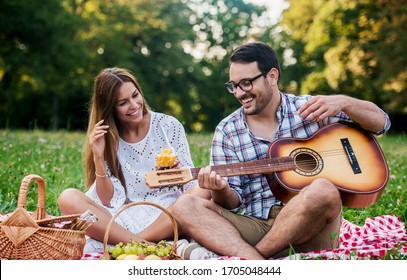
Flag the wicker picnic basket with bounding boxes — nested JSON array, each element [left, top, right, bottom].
[[103, 201, 183, 260], [0, 174, 86, 260]]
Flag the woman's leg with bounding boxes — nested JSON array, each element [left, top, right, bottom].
[[58, 188, 148, 245]]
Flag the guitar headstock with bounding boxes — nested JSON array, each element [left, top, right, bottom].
[[145, 168, 194, 189]]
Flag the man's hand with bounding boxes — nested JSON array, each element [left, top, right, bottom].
[[297, 95, 344, 122], [197, 166, 229, 191]]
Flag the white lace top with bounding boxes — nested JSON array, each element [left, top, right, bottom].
[[85, 112, 197, 234]]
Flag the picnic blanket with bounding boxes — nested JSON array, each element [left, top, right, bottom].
[[81, 214, 407, 260], [299, 214, 407, 259]]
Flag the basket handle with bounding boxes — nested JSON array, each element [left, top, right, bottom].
[[17, 174, 50, 220], [103, 201, 179, 260]]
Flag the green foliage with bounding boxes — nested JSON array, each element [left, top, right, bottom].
[[281, 0, 407, 113], [0, 0, 90, 130], [2, 1, 405, 132], [0, 0, 271, 132]]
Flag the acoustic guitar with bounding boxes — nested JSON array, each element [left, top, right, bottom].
[[144, 122, 389, 208]]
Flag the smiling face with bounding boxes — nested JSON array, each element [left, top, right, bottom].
[[229, 61, 275, 116], [114, 82, 145, 126]]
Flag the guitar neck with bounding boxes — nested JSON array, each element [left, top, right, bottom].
[[145, 156, 296, 188], [188, 156, 295, 180]]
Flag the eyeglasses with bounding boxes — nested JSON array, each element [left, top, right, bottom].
[[225, 71, 269, 94]]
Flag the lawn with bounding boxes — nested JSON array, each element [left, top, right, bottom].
[[0, 129, 406, 226]]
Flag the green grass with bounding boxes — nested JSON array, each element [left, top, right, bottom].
[[1, 129, 406, 259], [342, 134, 407, 225], [1, 129, 406, 221], [0, 130, 86, 215], [1, 129, 406, 223], [0, 130, 214, 216]]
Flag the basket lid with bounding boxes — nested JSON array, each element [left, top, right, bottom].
[[1, 207, 40, 246]]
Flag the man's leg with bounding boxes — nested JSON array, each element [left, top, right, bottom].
[[255, 178, 342, 258], [172, 194, 265, 259]]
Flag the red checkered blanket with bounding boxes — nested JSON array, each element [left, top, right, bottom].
[[301, 214, 407, 260], [81, 214, 407, 260]]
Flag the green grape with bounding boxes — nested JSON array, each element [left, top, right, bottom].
[[130, 243, 137, 255], [164, 246, 171, 256], [111, 247, 122, 259], [146, 245, 156, 254], [155, 248, 165, 257], [135, 245, 144, 255], [109, 240, 177, 259], [124, 244, 132, 254]]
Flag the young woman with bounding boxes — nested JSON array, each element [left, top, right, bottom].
[[58, 67, 208, 253]]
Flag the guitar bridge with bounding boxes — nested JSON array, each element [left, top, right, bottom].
[[341, 138, 361, 174]]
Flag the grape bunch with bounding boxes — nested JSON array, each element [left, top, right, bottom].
[[109, 240, 176, 260]]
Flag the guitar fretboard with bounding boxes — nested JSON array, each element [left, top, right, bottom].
[[188, 156, 296, 179]]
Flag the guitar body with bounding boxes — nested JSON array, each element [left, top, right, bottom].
[[268, 122, 389, 208]]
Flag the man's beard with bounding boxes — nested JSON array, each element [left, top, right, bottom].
[[242, 91, 272, 116]]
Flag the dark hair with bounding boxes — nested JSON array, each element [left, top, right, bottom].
[[84, 67, 150, 189], [230, 42, 281, 80]]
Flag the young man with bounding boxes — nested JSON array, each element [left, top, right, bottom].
[[172, 42, 391, 259]]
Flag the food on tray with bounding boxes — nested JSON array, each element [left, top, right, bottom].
[[156, 148, 177, 169]]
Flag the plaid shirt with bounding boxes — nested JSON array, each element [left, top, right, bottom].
[[211, 92, 391, 219]]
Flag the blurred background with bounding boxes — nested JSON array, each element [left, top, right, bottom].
[[0, 0, 406, 133]]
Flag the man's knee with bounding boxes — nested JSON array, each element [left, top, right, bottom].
[[172, 194, 201, 215], [309, 178, 339, 197], [304, 178, 341, 209]]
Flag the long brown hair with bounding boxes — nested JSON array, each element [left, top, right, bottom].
[[84, 67, 150, 189]]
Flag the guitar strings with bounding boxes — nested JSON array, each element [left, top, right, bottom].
[[156, 150, 350, 189], [288, 148, 348, 166], [181, 148, 353, 178], [198, 148, 350, 175]]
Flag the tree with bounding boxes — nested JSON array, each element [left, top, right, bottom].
[[0, 0, 89, 129], [181, 0, 268, 131], [280, 0, 407, 114], [0, 0, 273, 131]]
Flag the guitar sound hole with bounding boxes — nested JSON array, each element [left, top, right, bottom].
[[289, 147, 323, 176], [295, 153, 317, 172]]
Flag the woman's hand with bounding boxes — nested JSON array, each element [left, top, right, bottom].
[[171, 159, 180, 168], [89, 120, 109, 159]]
